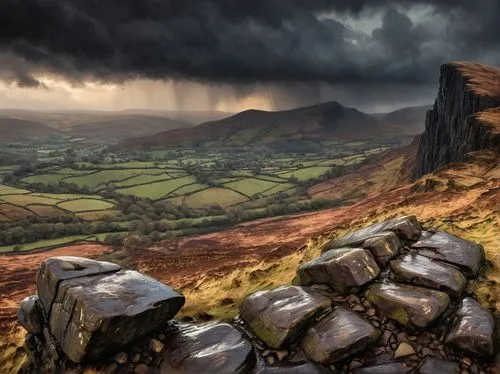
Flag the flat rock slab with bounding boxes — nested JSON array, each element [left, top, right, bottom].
[[412, 231, 484, 276], [361, 231, 402, 266], [419, 358, 460, 374], [302, 306, 380, 364], [390, 253, 466, 296], [37, 256, 121, 316], [327, 216, 421, 250], [365, 282, 450, 328], [240, 285, 332, 349], [446, 297, 495, 357], [49, 269, 185, 362], [296, 248, 380, 292], [352, 362, 412, 374], [160, 322, 254, 374]]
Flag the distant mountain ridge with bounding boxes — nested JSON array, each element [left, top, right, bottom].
[[120, 101, 429, 148]]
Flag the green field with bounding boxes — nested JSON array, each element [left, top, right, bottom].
[[117, 175, 197, 200], [279, 166, 332, 181], [1, 194, 62, 206], [224, 178, 280, 197], [57, 199, 115, 212], [183, 188, 248, 208]]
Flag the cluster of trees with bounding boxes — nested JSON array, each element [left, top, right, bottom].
[[0, 216, 123, 246]]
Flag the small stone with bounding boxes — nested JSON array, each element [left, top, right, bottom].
[[348, 295, 362, 305], [350, 360, 363, 370], [408, 336, 417, 341], [422, 348, 433, 357], [463, 357, 472, 366], [372, 321, 380, 328], [134, 364, 150, 374], [104, 363, 119, 374], [275, 350, 288, 362], [150, 338, 164, 354], [131, 353, 141, 363], [397, 332, 409, 344], [379, 331, 392, 346], [367, 309, 376, 317], [267, 356, 276, 365], [353, 305, 365, 312], [157, 333, 166, 341], [115, 352, 128, 364], [394, 343, 416, 358], [390, 342, 398, 350], [262, 350, 270, 357]]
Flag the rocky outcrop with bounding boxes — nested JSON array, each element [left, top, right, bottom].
[[446, 298, 495, 357], [365, 283, 450, 328], [295, 248, 380, 292], [239, 285, 332, 349], [414, 62, 500, 178], [17, 217, 497, 374]]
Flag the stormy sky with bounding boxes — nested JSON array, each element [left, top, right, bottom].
[[0, 0, 499, 113]]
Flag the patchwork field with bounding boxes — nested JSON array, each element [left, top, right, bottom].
[[0, 183, 117, 221]]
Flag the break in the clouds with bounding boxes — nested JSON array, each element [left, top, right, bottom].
[[0, 0, 499, 111]]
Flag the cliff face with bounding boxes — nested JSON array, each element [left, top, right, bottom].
[[414, 62, 500, 179]]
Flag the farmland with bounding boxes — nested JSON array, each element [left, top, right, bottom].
[[0, 137, 397, 253]]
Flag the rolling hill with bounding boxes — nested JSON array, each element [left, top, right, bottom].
[[0, 118, 58, 141], [119, 101, 426, 149], [0, 111, 193, 144]]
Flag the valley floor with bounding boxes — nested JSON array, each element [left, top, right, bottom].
[[1, 149, 499, 372]]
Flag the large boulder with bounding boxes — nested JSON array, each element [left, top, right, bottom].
[[159, 322, 254, 374], [353, 362, 412, 374], [419, 358, 460, 374], [361, 231, 402, 266], [37, 256, 121, 316], [412, 231, 484, 276], [296, 248, 380, 292], [256, 362, 330, 374], [302, 307, 380, 364], [365, 282, 450, 328], [48, 268, 185, 362], [390, 253, 466, 296], [446, 297, 495, 357], [239, 285, 332, 349], [326, 216, 421, 250], [18, 295, 44, 334]]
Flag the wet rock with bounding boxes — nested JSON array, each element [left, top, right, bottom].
[[296, 248, 380, 292], [115, 352, 128, 364], [49, 269, 185, 362], [412, 231, 484, 276], [37, 256, 121, 316], [240, 285, 332, 349], [362, 232, 402, 266], [390, 253, 466, 296], [150, 339, 164, 354], [446, 298, 495, 357], [18, 295, 43, 334], [365, 283, 450, 328], [327, 216, 421, 250], [419, 357, 460, 374], [394, 342, 415, 358], [302, 306, 380, 364], [256, 362, 330, 373], [353, 362, 412, 374], [160, 322, 254, 374]]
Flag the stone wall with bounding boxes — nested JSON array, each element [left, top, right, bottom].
[[414, 62, 500, 179], [17, 216, 498, 374]]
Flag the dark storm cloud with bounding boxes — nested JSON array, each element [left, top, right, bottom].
[[0, 0, 498, 87]]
